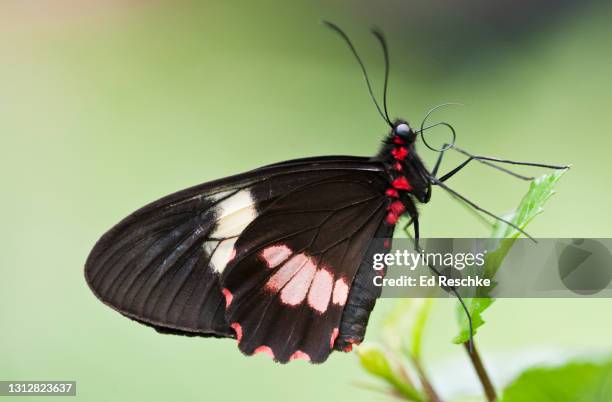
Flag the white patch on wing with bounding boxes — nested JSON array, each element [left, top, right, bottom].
[[203, 240, 219, 256], [206, 189, 235, 203], [210, 237, 238, 273], [210, 189, 257, 238]]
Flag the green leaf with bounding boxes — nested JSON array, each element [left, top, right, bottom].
[[453, 297, 494, 344], [501, 360, 612, 402], [491, 169, 567, 240], [453, 169, 567, 344], [356, 343, 425, 401]]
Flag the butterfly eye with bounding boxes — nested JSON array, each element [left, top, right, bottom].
[[395, 123, 411, 136]]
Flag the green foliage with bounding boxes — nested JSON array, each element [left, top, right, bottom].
[[380, 299, 434, 360], [453, 297, 494, 344], [356, 343, 425, 401], [408, 299, 433, 361], [453, 169, 567, 344], [357, 299, 435, 401], [501, 360, 612, 401]]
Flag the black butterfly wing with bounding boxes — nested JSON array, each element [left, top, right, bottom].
[[221, 172, 392, 363], [84, 157, 389, 345]]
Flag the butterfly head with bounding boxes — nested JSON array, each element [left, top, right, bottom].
[[393, 120, 417, 143]]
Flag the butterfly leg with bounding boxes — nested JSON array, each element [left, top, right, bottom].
[[437, 157, 477, 182], [408, 214, 474, 350], [435, 149, 532, 182], [430, 144, 449, 177], [430, 176, 535, 241], [402, 216, 415, 236], [400, 195, 419, 241], [436, 145, 568, 183], [430, 144, 491, 183], [452, 145, 569, 171], [413, 217, 421, 252]]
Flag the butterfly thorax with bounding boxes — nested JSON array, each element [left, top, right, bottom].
[[374, 121, 432, 224]]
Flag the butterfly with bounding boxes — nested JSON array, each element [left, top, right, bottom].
[[84, 22, 567, 364]]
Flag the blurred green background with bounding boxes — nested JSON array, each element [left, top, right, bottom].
[[1, 1, 611, 401]]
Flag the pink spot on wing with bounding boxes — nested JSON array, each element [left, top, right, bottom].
[[229, 247, 237, 261], [254, 345, 274, 358], [230, 322, 242, 342], [330, 328, 339, 349], [280, 256, 317, 306], [307, 269, 333, 313], [332, 278, 349, 306], [289, 350, 311, 362], [266, 254, 308, 292], [261, 244, 292, 268], [222, 288, 233, 308]]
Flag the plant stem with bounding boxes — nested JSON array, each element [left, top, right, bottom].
[[412, 358, 443, 402], [463, 341, 497, 402]]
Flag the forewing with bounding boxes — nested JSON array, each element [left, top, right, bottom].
[[84, 157, 384, 339]]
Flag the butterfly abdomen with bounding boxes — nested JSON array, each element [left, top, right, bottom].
[[335, 220, 395, 351]]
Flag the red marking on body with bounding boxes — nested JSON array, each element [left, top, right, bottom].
[[332, 278, 349, 306], [388, 200, 405, 216], [348, 337, 362, 345], [307, 269, 333, 313], [385, 188, 399, 198], [330, 328, 339, 349], [261, 244, 292, 268], [254, 345, 275, 358], [230, 322, 242, 342], [289, 351, 311, 362], [393, 136, 406, 145], [383, 239, 391, 248], [394, 161, 403, 171], [386, 212, 399, 225], [280, 255, 317, 305], [386, 200, 406, 224], [342, 344, 353, 352], [391, 147, 408, 160], [222, 288, 233, 308], [392, 176, 413, 191]]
